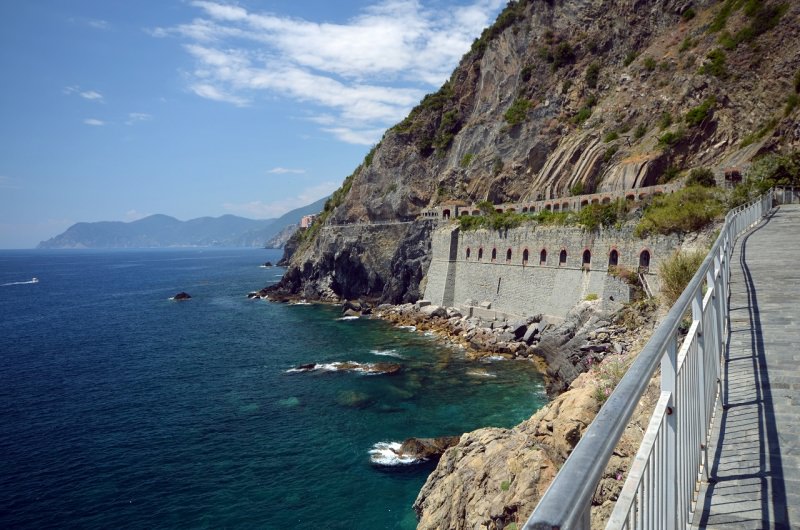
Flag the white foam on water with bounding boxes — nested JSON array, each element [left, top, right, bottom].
[[466, 370, 497, 378], [368, 442, 422, 466], [370, 349, 404, 359], [336, 315, 360, 321], [398, 325, 416, 331], [482, 355, 508, 362], [2, 279, 38, 287]]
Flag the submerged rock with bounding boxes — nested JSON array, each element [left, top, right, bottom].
[[173, 292, 191, 300], [288, 361, 401, 375]]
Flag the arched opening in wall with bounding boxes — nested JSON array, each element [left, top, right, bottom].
[[491, 248, 497, 262], [639, 250, 651, 273], [639, 193, 648, 200], [608, 249, 619, 268], [553, 204, 561, 212], [507, 208, 516, 213], [466, 248, 471, 259], [523, 248, 529, 265], [506, 248, 512, 261], [478, 248, 483, 260], [654, 190, 663, 197], [442, 209, 451, 219], [540, 248, 547, 265], [626, 194, 635, 202], [601, 197, 611, 204], [530, 205, 537, 213], [522, 207, 529, 213], [580, 199, 589, 208], [559, 249, 567, 266], [591, 198, 600, 205], [582, 249, 591, 270], [495, 208, 503, 214], [472, 210, 480, 216], [460, 211, 470, 217], [562, 202, 570, 211], [545, 204, 552, 211]]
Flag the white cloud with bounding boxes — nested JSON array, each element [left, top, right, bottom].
[[80, 90, 104, 101], [83, 118, 105, 126], [151, 0, 504, 144], [267, 167, 305, 174], [87, 19, 110, 30], [223, 181, 337, 218], [126, 112, 153, 125]]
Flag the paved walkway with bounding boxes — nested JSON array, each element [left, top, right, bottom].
[[693, 205, 800, 529]]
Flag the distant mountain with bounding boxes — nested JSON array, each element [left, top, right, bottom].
[[262, 195, 328, 249], [37, 197, 327, 249]]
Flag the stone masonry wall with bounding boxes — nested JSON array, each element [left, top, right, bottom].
[[424, 224, 679, 320]]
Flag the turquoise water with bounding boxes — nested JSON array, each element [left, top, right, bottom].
[[0, 249, 546, 529]]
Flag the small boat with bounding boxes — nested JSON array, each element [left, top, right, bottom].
[[31, 277, 39, 283]]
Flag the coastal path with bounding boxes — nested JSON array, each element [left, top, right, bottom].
[[691, 204, 800, 528]]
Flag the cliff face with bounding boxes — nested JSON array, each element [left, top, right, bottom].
[[269, 0, 800, 302]]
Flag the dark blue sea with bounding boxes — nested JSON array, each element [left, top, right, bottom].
[[0, 249, 546, 529]]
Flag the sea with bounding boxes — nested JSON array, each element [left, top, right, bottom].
[[0, 248, 547, 529]]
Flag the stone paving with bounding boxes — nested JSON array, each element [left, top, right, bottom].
[[692, 205, 800, 529]]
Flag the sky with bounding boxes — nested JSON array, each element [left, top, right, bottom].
[[0, 0, 505, 248]]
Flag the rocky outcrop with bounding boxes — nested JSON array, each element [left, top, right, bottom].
[[287, 361, 401, 376], [263, 0, 799, 303], [414, 358, 661, 530], [172, 292, 191, 300]]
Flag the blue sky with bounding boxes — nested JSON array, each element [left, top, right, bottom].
[[0, 0, 504, 248]]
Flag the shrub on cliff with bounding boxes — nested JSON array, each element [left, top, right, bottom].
[[635, 186, 724, 237], [658, 250, 706, 306]]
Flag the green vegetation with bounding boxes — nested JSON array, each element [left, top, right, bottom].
[[716, 2, 788, 49], [603, 145, 619, 163], [469, 0, 527, 57], [634, 123, 647, 139], [658, 112, 673, 130], [623, 51, 638, 67], [505, 98, 534, 125], [785, 93, 799, 117], [708, 0, 739, 33], [577, 200, 628, 231], [679, 37, 696, 53], [635, 186, 725, 237], [685, 96, 716, 127], [586, 62, 600, 89], [593, 356, 631, 404], [659, 250, 707, 306], [603, 131, 619, 143], [643, 56, 657, 71], [460, 153, 474, 168], [500, 480, 511, 492], [686, 167, 716, 187], [681, 7, 696, 21], [433, 109, 460, 152], [539, 41, 576, 71], [795, 69, 800, 93], [569, 181, 585, 196], [657, 128, 686, 148], [573, 94, 597, 125], [740, 117, 778, 147], [698, 49, 727, 78], [745, 150, 800, 187], [584, 293, 599, 301], [364, 144, 378, 167], [659, 165, 682, 184]]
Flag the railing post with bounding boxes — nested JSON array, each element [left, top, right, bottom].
[[661, 333, 678, 529], [692, 287, 708, 485]]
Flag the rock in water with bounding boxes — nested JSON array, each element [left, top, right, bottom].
[[398, 436, 462, 460], [173, 292, 191, 300]]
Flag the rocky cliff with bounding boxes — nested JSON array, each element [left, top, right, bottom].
[[266, 0, 800, 303]]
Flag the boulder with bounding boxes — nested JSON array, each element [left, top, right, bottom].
[[342, 308, 361, 317], [420, 305, 447, 318], [173, 292, 191, 300], [508, 320, 528, 339], [522, 325, 540, 343], [263, 261, 273, 267], [397, 436, 462, 460]]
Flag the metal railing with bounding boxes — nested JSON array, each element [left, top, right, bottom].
[[524, 189, 776, 529]]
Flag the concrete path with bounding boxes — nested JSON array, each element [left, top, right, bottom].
[[692, 205, 800, 529]]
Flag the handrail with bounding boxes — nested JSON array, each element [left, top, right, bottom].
[[524, 188, 775, 529]]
